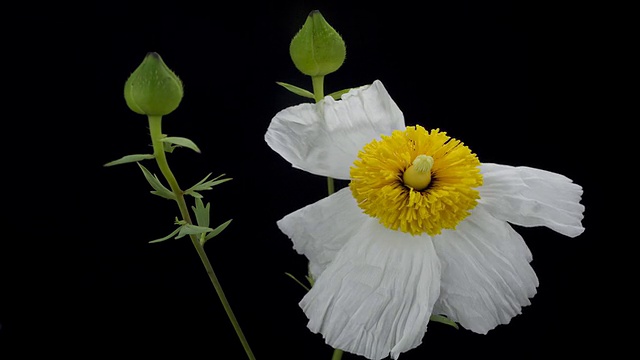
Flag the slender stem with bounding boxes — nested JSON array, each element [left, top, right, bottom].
[[311, 75, 325, 102], [310, 77, 341, 359], [331, 349, 344, 360], [327, 176, 335, 195], [311, 75, 336, 196], [147, 115, 256, 360]]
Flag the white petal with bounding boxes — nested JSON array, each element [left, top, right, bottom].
[[432, 206, 539, 334], [265, 80, 405, 179], [478, 163, 585, 237], [277, 188, 367, 279], [300, 219, 441, 360]]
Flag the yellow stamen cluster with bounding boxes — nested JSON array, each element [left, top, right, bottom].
[[349, 125, 483, 236]]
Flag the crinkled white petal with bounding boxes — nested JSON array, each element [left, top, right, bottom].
[[478, 163, 585, 237], [300, 218, 441, 360], [277, 188, 367, 279], [265, 80, 405, 180], [432, 206, 539, 334]]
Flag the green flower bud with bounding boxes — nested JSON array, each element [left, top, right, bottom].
[[124, 52, 183, 116], [289, 10, 346, 77]]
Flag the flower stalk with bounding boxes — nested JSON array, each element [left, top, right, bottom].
[[148, 115, 256, 360], [310, 75, 335, 196], [309, 85, 340, 360], [114, 51, 256, 359], [331, 349, 344, 360], [296, 12, 342, 358]]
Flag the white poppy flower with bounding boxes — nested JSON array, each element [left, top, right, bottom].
[[265, 80, 585, 360]]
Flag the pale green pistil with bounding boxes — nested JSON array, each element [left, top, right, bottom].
[[402, 155, 434, 191]]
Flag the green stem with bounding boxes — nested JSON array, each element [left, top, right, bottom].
[[311, 75, 336, 196], [311, 75, 325, 102], [327, 176, 335, 195], [147, 115, 256, 360], [331, 349, 344, 360], [311, 76, 340, 359]]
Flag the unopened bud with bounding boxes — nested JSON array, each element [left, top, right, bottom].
[[124, 52, 183, 116], [289, 10, 346, 77]]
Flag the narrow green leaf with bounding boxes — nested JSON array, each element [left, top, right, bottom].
[[208, 173, 227, 182], [276, 82, 315, 99], [429, 315, 459, 330], [149, 226, 182, 244], [184, 173, 232, 197], [327, 88, 352, 100], [163, 141, 176, 153], [196, 173, 231, 190], [285, 272, 310, 291], [186, 173, 213, 191], [193, 173, 214, 186], [160, 136, 201, 153], [191, 198, 211, 228], [103, 154, 155, 167], [175, 224, 213, 239], [188, 191, 203, 199], [200, 178, 232, 189], [203, 219, 232, 242], [149, 190, 176, 200], [137, 163, 176, 200]]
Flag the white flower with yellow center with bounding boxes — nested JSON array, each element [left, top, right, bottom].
[[265, 80, 585, 360]]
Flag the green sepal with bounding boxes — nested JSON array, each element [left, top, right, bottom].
[[306, 267, 315, 287], [148, 226, 182, 244], [191, 198, 211, 228], [429, 315, 459, 330], [103, 154, 155, 167], [305, 274, 315, 287], [276, 82, 315, 99], [327, 88, 352, 100], [160, 136, 201, 153], [202, 219, 232, 243], [137, 163, 176, 200], [184, 173, 232, 198], [175, 224, 214, 239]]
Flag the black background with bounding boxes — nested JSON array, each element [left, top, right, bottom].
[[2, 1, 612, 358]]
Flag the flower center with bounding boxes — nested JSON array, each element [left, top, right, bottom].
[[349, 125, 483, 236], [402, 154, 434, 190]]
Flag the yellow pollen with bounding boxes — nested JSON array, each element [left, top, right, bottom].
[[349, 125, 483, 236], [402, 155, 434, 190]]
